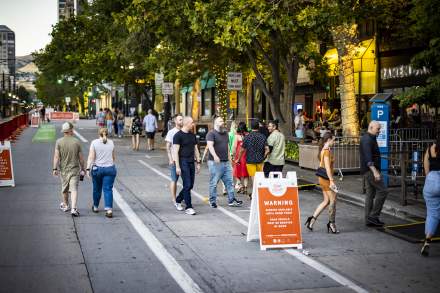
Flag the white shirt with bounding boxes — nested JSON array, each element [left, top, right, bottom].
[[143, 114, 158, 132], [90, 138, 114, 167], [165, 127, 180, 161]]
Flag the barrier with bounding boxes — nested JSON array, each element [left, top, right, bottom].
[[49, 112, 80, 121], [389, 128, 439, 141], [0, 113, 29, 142], [247, 172, 303, 250]]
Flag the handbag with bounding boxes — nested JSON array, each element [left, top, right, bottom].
[[315, 150, 329, 180]]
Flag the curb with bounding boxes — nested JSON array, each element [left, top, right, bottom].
[[299, 177, 425, 222]]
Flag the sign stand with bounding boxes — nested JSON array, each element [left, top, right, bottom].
[[0, 141, 15, 187], [247, 172, 303, 250]]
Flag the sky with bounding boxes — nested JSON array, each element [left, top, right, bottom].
[[0, 0, 57, 56]]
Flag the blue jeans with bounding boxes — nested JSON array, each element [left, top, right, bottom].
[[423, 171, 440, 236], [92, 165, 117, 209], [208, 161, 235, 204], [117, 121, 124, 136], [176, 159, 194, 209], [106, 120, 113, 135]]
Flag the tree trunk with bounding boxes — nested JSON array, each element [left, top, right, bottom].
[[332, 23, 360, 138]]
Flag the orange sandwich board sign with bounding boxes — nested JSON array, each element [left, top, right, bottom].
[[0, 141, 15, 187], [247, 172, 302, 250], [31, 112, 40, 128]]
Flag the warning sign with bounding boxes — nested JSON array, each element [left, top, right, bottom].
[[31, 113, 40, 128], [0, 141, 15, 187], [229, 91, 237, 109], [247, 172, 302, 250]]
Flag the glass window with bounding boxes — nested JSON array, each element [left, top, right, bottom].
[[202, 88, 212, 117]]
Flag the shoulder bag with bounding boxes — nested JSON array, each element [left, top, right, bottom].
[[315, 150, 329, 180]]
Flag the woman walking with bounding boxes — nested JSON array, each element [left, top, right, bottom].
[[131, 113, 142, 151], [116, 111, 125, 138], [305, 132, 339, 233], [105, 109, 114, 137], [233, 122, 249, 195], [421, 138, 440, 256], [86, 128, 117, 218]]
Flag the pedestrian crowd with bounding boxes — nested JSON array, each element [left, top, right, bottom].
[[52, 113, 438, 257]]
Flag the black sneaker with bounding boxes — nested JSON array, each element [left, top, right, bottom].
[[228, 199, 243, 207], [210, 202, 218, 208], [366, 217, 384, 227]]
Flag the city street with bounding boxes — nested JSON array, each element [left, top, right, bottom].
[[0, 120, 438, 293]]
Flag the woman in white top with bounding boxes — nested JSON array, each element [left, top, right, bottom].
[[86, 128, 117, 218]]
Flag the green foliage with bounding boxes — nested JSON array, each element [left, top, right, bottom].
[[17, 86, 31, 102], [285, 140, 299, 161], [34, 73, 79, 106], [395, 0, 440, 107]]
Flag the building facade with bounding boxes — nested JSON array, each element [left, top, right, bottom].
[[0, 25, 15, 80], [58, 0, 85, 21]]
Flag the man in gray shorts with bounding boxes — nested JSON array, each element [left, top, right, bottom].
[[52, 122, 85, 216]]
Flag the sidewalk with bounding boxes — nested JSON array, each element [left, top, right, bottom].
[[149, 131, 426, 221]]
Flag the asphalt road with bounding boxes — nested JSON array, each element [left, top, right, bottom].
[[0, 120, 438, 293]]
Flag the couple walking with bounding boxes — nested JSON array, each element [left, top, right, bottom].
[[53, 122, 117, 218]]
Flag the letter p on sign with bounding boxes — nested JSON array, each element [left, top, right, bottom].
[[377, 110, 384, 119]]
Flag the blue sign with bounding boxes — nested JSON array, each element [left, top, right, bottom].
[[371, 103, 390, 185]]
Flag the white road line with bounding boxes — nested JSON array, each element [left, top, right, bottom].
[[145, 154, 162, 159], [138, 159, 369, 293], [73, 129, 88, 143], [113, 188, 203, 293]]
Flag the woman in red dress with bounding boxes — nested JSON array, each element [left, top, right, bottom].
[[233, 122, 249, 194]]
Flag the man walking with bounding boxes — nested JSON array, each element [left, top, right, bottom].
[[143, 109, 158, 151], [235, 119, 267, 198], [360, 120, 388, 226], [173, 116, 201, 215], [165, 113, 184, 208], [52, 122, 85, 217], [206, 116, 243, 208]]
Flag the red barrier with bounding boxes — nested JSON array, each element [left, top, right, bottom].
[[0, 114, 29, 141]]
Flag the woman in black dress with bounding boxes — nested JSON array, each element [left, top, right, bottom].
[[131, 113, 142, 151]]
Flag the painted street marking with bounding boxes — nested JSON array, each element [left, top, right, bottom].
[[138, 159, 368, 293], [145, 154, 162, 159], [113, 188, 203, 293], [73, 129, 88, 143]]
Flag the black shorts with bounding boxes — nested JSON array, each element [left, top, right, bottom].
[[263, 162, 284, 178], [146, 131, 155, 139]]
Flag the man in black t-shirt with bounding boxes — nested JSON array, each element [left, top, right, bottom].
[[206, 117, 243, 208], [173, 116, 201, 215], [360, 121, 388, 227]]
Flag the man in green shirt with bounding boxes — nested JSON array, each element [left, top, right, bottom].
[[264, 120, 285, 177], [52, 122, 85, 216]]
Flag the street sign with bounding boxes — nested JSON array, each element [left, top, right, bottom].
[[155, 73, 164, 95], [162, 82, 174, 95], [227, 72, 242, 91], [0, 141, 15, 187], [247, 172, 303, 250], [229, 91, 237, 109]]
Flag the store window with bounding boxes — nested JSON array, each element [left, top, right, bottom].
[[202, 88, 213, 117]]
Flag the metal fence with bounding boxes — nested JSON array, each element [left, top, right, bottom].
[[332, 136, 361, 175], [389, 128, 439, 141]]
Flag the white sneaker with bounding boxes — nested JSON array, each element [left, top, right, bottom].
[[71, 208, 80, 217], [175, 202, 184, 211], [60, 202, 70, 212], [185, 208, 196, 215]]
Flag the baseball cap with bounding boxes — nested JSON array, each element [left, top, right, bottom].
[[61, 122, 73, 133]]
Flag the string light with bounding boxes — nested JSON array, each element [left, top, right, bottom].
[[212, 65, 230, 121]]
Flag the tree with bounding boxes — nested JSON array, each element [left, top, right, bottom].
[[17, 86, 30, 102], [395, 0, 440, 109], [189, 0, 326, 134]]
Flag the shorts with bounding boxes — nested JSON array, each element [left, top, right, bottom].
[[246, 163, 264, 177], [61, 173, 79, 194], [146, 131, 155, 139], [170, 163, 180, 182], [263, 162, 284, 177]]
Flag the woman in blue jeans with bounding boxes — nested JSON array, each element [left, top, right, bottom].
[[421, 138, 440, 256], [86, 127, 117, 218]]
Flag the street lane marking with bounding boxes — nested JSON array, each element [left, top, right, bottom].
[[138, 159, 369, 293], [138, 159, 250, 227], [73, 129, 88, 143], [145, 154, 162, 159], [113, 188, 204, 293]]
